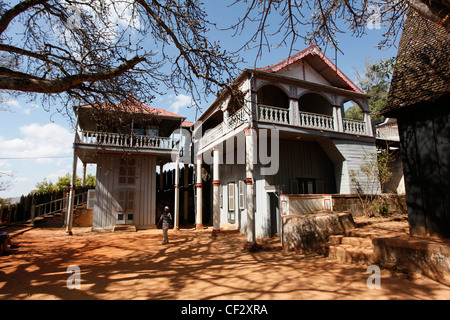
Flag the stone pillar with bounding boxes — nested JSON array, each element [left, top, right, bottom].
[[245, 127, 257, 247], [195, 157, 203, 230], [212, 148, 221, 233], [333, 105, 344, 132], [290, 98, 300, 126], [364, 111, 373, 136]]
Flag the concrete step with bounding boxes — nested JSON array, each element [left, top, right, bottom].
[[341, 236, 373, 248], [328, 244, 374, 265], [113, 225, 137, 232], [345, 229, 378, 239]]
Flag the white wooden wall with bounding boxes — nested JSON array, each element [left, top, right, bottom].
[[93, 154, 157, 230]]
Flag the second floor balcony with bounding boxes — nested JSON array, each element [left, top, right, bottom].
[[258, 104, 367, 135], [76, 130, 180, 151]]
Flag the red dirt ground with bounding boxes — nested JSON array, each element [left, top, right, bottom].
[[0, 217, 449, 300]]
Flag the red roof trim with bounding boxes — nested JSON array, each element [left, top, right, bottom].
[[255, 44, 363, 94]]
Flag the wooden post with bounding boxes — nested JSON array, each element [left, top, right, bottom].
[[245, 127, 257, 247], [66, 150, 78, 235], [183, 163, 189, 222], [195, 157, 203, 230], [173, 154, 180, 230], [159, 164, 164, 191], [82, 162, 87, 187], [212, 148, 221, 233]]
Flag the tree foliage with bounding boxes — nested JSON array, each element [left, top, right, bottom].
[[33, 173, 95, 194], [345, 58, 393, 121], [0, 0, 241, 120], [228, 0, 449, 60]]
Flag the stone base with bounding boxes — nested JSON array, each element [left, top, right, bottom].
[[195, 223, 204, 230], [282, 211, 356, 252], [373, 236, 450, 286], [244, 241, 262, 252]]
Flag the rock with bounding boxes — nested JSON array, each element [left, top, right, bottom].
[[282, 212, 356, 252]]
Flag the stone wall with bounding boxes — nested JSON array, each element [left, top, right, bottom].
[[72, 206, 93, 227], [332, 194, 407, 216], [373, 237, 450, 286], [282, 212, 356, 252]]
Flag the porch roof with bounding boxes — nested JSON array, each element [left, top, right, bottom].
[[75, 94, 186, 121]]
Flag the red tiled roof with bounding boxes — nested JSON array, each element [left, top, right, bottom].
[[182, 121, 194, 127], [78, 95, 186, 119]]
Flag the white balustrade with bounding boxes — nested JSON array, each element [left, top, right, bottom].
[[298, 111, 334, 130], [376, 126, 399, 141], [343, 119, 367, 135], [258, 105, 290, 124], [227, 107, 248, 129], [200, 123, 224, 148], [78, 130, 176, 149]]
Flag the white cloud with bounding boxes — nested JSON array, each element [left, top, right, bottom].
[[3, 99, 34, 115], [168, 94, 193, 114], [0, 123, 73, 164]]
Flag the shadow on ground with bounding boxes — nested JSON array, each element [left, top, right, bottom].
[[0, 225, 448, 300]]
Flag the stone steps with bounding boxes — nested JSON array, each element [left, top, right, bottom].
[[326, 233, 375, 265]]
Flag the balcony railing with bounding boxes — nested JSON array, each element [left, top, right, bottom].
[[197, 104, 370, 150], [343, 118, 367, 135], [77, 130, 178, 149], [376, 126, 399, 141], [258, 105, 290, 124], [299, 111, 334, 131]]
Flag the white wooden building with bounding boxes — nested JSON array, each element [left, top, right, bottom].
[[192, 44, 379, 243], [67, 95, 186, 232]]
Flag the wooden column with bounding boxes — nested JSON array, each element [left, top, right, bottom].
[[82, 162, 87, 187], [212, 148, 221, 233], [66, 150, 78, 235], [195, 157, 203, 230], [245, 127, 256, 247], [173, 156, 180, 230], [183, 163, 189, 222], [159, 164, 164, 191]]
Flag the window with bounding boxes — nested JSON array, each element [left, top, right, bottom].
[[119, 158, 136, 185], [220, 185, 223, 208], [87, 189, 95, 209], [238, 180, 246, 209], [118, 190, 134, 211], [133, 126, 159, 137], [228, 182, 235, 211], [298, 178, 316, 194], [228, 182, 236, 223]]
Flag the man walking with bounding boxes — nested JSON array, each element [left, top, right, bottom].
[[158, 206, 172, 245]]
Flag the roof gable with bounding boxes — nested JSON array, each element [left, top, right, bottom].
[[255, 44, 363, 93]]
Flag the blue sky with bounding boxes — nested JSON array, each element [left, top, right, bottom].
[[0, 2, 400, 199]]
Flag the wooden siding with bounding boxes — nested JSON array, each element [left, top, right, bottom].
[[332, 139, 379, 194], [94, 154, 157, 230], [265, 140, 336, 194], [397, 99, 450, 238], [219, 164, 246, 233]]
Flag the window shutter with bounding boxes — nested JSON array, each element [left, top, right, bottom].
[[86, 189, 95, 209]]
